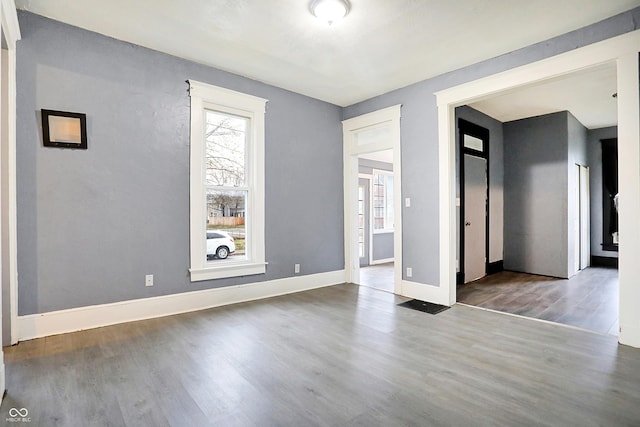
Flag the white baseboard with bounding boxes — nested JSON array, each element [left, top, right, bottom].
[[370, 258, 394, 265], [619, 323, 640, 348], [401, 279, 450, 306], [16, 270, 345, 342]]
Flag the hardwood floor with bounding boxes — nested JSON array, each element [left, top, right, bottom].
[[360, 262, 394, 293], [457, 267, 619, 335], [3, 283, 640, 426]]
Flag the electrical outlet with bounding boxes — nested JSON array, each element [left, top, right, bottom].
[[406, 267, 413, 278], [294, 264, 300, 274], [145, 274, 154, 287]]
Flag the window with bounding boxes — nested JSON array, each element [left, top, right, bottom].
[[189, 80, 267, 281], [373, 170, 394, 233], [358, 184, 365, 257]]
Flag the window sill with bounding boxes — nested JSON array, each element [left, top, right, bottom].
[[190, 261, 267, 282]]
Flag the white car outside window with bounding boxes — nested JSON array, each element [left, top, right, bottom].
[[206, 230, 236, 260]]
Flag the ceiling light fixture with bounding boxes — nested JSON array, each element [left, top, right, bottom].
[[310, 0, 351, 25]]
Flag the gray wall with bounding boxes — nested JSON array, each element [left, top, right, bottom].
[[358, 158, 394, 262], [15, 7, 640, 313], [16, 12, 344, 315], [588, 126, 618, 258], [455, 106, 504, 271], [503, 111, 583, 278], [343, 8, 639, 285]]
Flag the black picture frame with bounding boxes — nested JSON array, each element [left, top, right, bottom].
[[41, 109, 87, 149]]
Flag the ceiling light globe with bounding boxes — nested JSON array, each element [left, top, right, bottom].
[[311, 0, 350, 25]]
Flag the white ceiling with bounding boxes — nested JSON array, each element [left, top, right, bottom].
[[15, 0, 640, 107], [470, 62, 618, 129]]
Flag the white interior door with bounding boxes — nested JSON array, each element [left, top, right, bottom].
[[464, 154, 487, 283]]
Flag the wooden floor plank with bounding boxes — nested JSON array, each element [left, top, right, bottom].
[[458, 267, 619, 335], [2, 282, 639, 426]]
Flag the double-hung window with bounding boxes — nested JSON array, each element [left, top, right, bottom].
[[373, 170, 394, 233], [188, 80, 267, 281]]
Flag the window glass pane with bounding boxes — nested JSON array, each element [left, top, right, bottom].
[[205, 111, 247, 187], [373, 172, 394, 231], [463, 134, 483, 151], [358, 184, 365, 257], [206, 189, 247, 262]]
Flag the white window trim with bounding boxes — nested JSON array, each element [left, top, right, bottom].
[[372, 169, 394, 234], [188, 80, 267, 281]]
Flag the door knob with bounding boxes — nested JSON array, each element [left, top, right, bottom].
[[465, 221, 471, 226]]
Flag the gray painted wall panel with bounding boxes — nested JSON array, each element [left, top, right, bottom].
[[588, 126, 618, 258], [504, 112, 569, 278], [15, 7, 640, 313], [372, 232, 394, 261], [343, 8, 639, 286], [16, 12, 344, 314]]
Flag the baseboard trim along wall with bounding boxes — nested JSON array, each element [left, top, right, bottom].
[[620, 324, 640, 348], [16, 270, 346, 342], [401, 280, 450, 306], [487, 260, 504, 275], [591, 256, 619, 268]]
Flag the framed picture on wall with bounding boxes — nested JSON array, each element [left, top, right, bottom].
[[41, 109, 87, 149]]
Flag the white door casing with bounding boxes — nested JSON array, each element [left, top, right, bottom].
[[0, 0, 21, 403], [343, 105, 402, 293], [436, 30, 640, 347]]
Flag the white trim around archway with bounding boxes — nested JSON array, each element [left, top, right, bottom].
[[343, 105, 403, 295], [435, 30, 640, 348]]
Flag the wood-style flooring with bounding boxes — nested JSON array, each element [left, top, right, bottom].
[[359, 262, 394, 293], [3, 283, 640, 426], [457, 267, 619, 335]]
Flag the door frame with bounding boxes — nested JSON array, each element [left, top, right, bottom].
[[458, 119, 489, 285], [436, 30, 640, 347], [343, 105, 402, 294], [0, 0, 21, 401]]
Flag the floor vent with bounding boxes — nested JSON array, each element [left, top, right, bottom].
[[398, 299, 450, 315]]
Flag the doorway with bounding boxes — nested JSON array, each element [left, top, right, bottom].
[[453, 72, 618, 336], [358, 150, 395, 293], [342, 105, 402, 296], [458, 118, 489, 284]]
